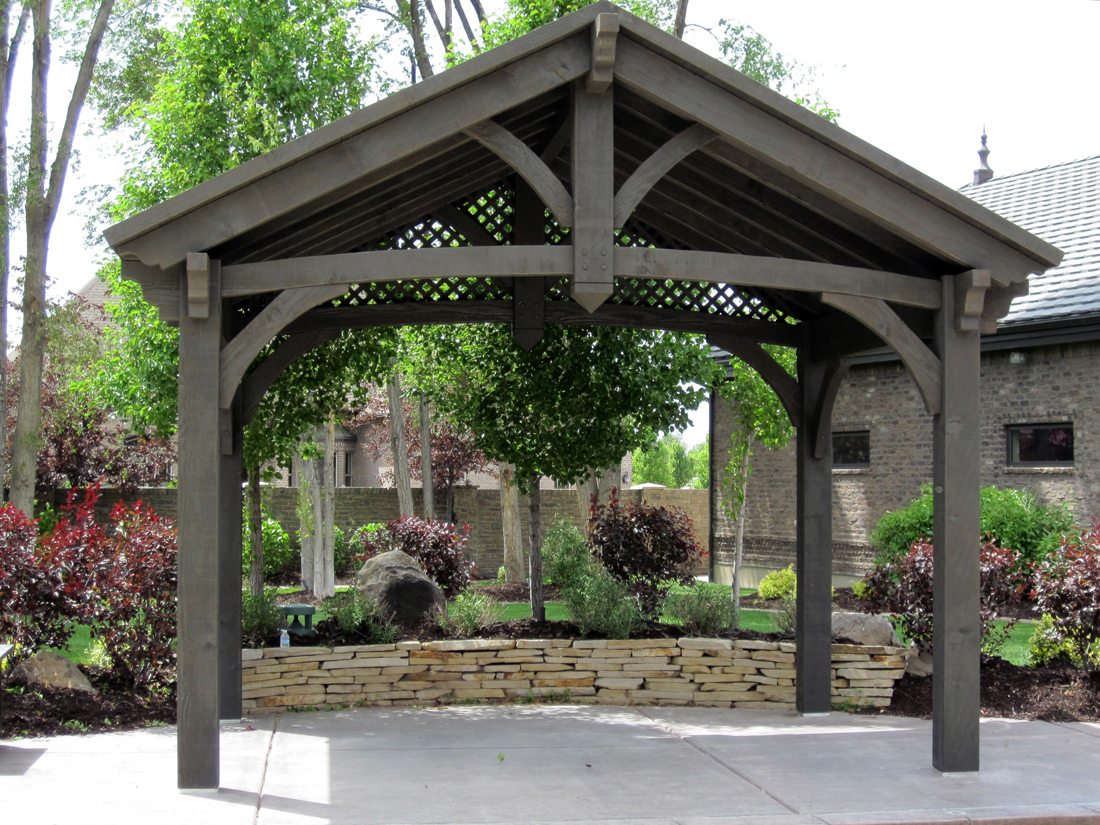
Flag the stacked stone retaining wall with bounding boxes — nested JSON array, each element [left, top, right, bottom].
[[242, 638, 909, 714]]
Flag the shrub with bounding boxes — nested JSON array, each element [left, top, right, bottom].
[[561, 566, 643, 639], [333, 525, 358, 578], [542, 517, 591, 591], [860, 538, 1028, 654], [587, 489, 701, 618], [757, 565, 797, 601], [444, 590, 502, 637], [1028, 613, 1082, 667], [664, 582, 736, 635], [241, 515, 296, 580], [324, 590, 398, 644], [870, 484, 1074, 568], [1034, 522, 1100, 668], [351, 522, 390, 562], [241, 587, 283, 645], [385, 517, 473, 597]]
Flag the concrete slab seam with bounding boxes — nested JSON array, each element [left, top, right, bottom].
[[252, 714, 279, 824], [634, 708, 801, 817]]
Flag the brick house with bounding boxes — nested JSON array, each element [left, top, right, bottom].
[[712, 152, 1100, 587]]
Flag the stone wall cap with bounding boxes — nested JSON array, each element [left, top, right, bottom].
[[423, 639, 518, 651]]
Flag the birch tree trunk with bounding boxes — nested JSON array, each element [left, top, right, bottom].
[[318, 419, 336, 598], [247, 465, 264, 600], [298, 448, 315, 591], [388, 372, 414, 518], [500, 462, 524, 583], [0, 2, 30, 501], [10, 0, 114, 514], [419, 393, 434, 520], [528, 473, 544, 622], [731, 435, 754, 622]]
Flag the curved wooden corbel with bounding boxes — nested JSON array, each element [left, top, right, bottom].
[[586, 12, 620, 93], [821, 292, 942, 415], [219, 284, 349, 409], [240, 329, 339, 424], [708, 333, 801, 427], [613, 123, 718, 226], [464, 119, 573, 227], [811, 359, 850, 460]]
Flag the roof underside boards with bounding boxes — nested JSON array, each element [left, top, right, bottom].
[[105, 1, 1060, 336], [962, 155, 1100, 325]]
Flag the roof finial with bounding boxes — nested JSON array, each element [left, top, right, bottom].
[[973, 129, 993, 185]]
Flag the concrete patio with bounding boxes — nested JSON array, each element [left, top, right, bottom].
[[3, 704, 1099, 824]]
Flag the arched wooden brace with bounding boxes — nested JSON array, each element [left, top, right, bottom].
[[240, 329, 341, 424], [613, 123, 718, 227], [707, 332, 801, 427], [464, 119, 573, 227], [820, 292, 943, 416], [219, 284, 350, 410], [811, 359, 850, 460]]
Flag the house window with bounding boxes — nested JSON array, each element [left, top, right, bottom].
[[1007, 423, 1074, 467], [832, 431, 870, 468], [331, 451, 354, 487]]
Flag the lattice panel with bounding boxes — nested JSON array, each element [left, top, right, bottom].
[[334, 275, 511, 307], [455, 185, 514, 245], [611, 278, 791, 323]]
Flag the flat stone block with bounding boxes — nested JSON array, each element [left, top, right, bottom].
[[745, 674, 779, 685], [608, 638, 678, 649], [519, 662, 572, 672], [242, 686, 286, 700], [677, 637, 733, 651], [595, 677, 644, 689], [571, 639, 609, 648], [241, 648, 263, 661], [734, 639, 778, 650], [423, 639, 516, 651], [532, 677, 594, 689], [760, 668, 797, 679], [517, 639, 562, 648], [326, 684, 366, 695], [751, 650, 795, 663], [837, 668, 905, 680]]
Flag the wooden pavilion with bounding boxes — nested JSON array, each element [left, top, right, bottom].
[[104, 3, 1061, 790]]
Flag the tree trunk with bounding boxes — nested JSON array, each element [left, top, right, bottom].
[[0, 2, 29, 501], [298, 451, 315, 591], [528, 473, 544, 622], [731, 436, 754, 624], [388, 372, 414, 518], [500, 463, 524, 583], [419, 393, 434, 519], [318, 419, 336, 599], [247, 464, 264, 600], [674, 0, 690, 39], [406, 0, 434, 80], [9, 0, 114, 513]]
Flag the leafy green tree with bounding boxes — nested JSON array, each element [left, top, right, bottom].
[[632, 433, 692, 488], [403, 323, 718, 619], [686, 437, 708, 489]]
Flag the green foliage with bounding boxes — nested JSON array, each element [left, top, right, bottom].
[[402, 324, 719, 494], [479, 0, 673, 51], [686, 439, 709, 489], [241, 588, 284, 645], [333, 525, 358, 578], [242, 515, 296, 580], [561, 566, 644, 639], [631, 434, 693, 488], [324, 591, 398, 644], [1034, 523, 1100, 668], [1028, 613, 1083, 667], [757, 565, 797, 601], [444, 590, 502, 637], [541, 518, 591, 590], [870, 485, 1075, 567], [663, 582, 737, 636]]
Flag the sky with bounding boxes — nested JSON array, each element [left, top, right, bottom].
[[12, 0, 1100, 446]]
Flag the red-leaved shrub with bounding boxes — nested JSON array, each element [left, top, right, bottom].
[[356, 517, 472, 596], [587, 489, 702, 618], [0, 487, 177, 690], [1034, 521, 1100, 668], [860, 538, 1030, 653]]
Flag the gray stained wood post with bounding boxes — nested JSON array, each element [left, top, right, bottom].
[[512, 179, 546, 350], [218, 402, 243, 720], [795, 343, 834, 714], [570, 80, 615, 312], [177, 254, 223, 789], [932, 274, 982, 772]]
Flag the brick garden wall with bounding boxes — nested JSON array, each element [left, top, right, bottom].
[[713, 339, 1100, 579], [241, 637, 909, 713]]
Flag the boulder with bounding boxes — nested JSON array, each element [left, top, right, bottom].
[[906, 649, 933, 678], [831, 612, 901, 647], [357, 549, 445, 629], [11, 651, 98, 694]]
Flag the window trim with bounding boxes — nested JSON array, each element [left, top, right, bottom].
[[1005, 422, 1074, 468]]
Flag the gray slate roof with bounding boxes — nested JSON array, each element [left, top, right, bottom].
[[962, 155, 1100, 325]]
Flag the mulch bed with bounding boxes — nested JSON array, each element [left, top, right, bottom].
[[5, 587, 1097, 739]]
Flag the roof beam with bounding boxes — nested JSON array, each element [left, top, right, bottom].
[[465, 119, 573, 227], [615, 248, 941, 309], [614, 38, 1050, 285], [112, 33, 591, 268]]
